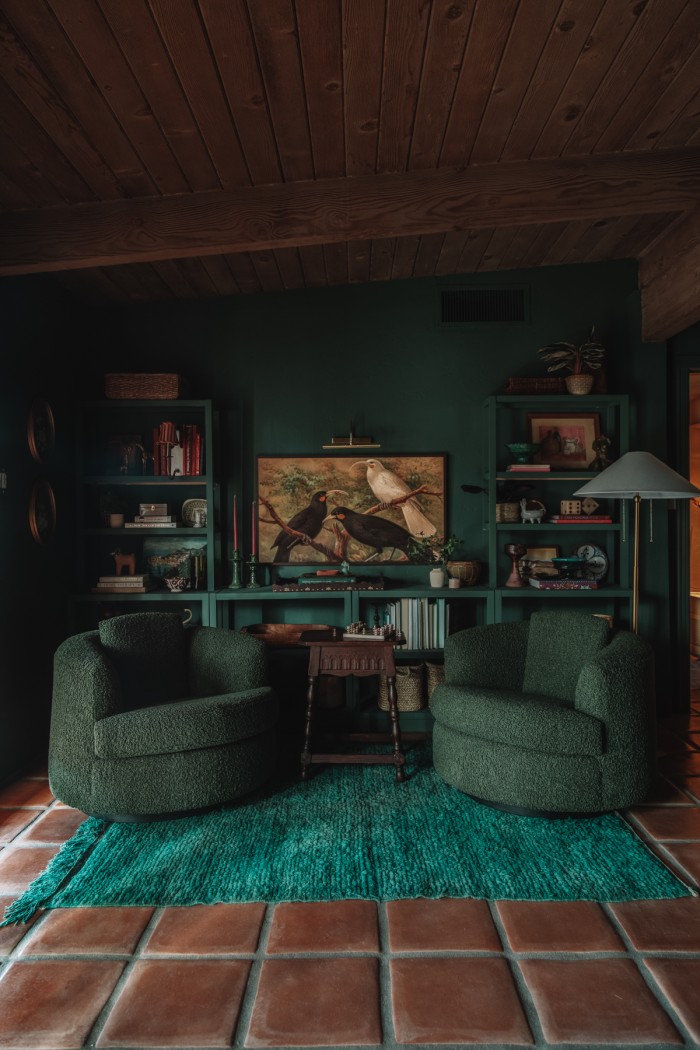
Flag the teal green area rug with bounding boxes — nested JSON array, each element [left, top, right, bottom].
[[3, 748, 694, 924]]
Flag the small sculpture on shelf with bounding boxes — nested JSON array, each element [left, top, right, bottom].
[[590, 434, 613, 472], [504, 543, 527, 588], [519, 498, 546, 524], [110, 549, 136, 577]]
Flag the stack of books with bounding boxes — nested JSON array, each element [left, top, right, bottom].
[[529, 578, 597, 589], [124, 503, 179, 528], [547, 514, 612, 524], [506, 463, 551, 472], [92, 574, 154, 594]]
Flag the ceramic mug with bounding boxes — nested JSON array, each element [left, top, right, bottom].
[[109, 513, 124, 528]]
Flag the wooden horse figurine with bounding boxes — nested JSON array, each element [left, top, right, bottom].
[[111, 549, 136, 576]]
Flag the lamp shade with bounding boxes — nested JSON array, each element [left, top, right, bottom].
[[574, 451, 700, 500]]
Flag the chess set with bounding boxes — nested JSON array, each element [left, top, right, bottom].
[[342, 621, 396, 641]]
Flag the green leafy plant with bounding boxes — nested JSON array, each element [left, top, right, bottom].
[[409, 533, 462, 566], [538, 326, 605, 376]]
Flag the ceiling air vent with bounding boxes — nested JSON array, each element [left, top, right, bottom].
[[440, 287, 528, 325]]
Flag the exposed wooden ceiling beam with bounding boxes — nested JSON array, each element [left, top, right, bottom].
[[639, 208, 700, 342], [0, 148, 699, 276]]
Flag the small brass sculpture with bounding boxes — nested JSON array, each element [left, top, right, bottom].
[[590, 434, 613, 472]]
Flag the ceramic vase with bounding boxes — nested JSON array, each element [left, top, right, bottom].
[[429, 567, 446, 588]]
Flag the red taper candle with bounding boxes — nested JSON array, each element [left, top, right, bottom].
[[233, 494, 238, 551], [251, 500, 257, 555]]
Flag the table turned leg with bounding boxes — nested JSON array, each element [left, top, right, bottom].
[[385, 674, 406, 783], [301, 674, 318, 780]]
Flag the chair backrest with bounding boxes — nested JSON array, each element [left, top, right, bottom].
[[522, 611, 610, 703], [98, 611, 188, 709]]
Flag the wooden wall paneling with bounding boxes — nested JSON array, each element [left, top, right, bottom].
[[0, 79, 94, 204], [454, 228, 494, 273], [639, 207, 700, 341], [97, 0, 220, 191], [538, 219, 593, 267], [54, 267, 129, 302], [655, 87, 700, 150], [0, 131, 65, 207], [571, 216, 641, 264], [273, 248, 306, 290], [516, 222, 571, 268], [376, 0, 431, 173], [433, 231, 471, 274], [323, 242, 350, 287], [224, 253, 263, 295], [595, 5, 700, 154], [101, 261, 172, 301], [248, 249, 285, 292], [245, 0, 314, 182], [150, 260, 202, 299], [496, 225, 549, 271], [172, 257, 221, 297], [439, 0, 518, 166], [615, 213, 683, 259], [476, 227, 522, 271], [531, 0, 656, 159], [1, 0, 156, 197], [391, 235, 420, 279], [624, 44, 700, 152], [0, 11, 128, 198], [298, 245, 328, 286], [412, 232, 446, 278], [295, 0, 345, 179], [469, 0, 560, 165], [369, 238, 396, 282], [499, 0, 606, 163], [46, 0, 189, 196], [147, 0, 251, 188], [198, 0, 282, 185], [407, 0, 473, 171], [558, 217, 622, 265], [347, 239, 371, 282], [342, 0, 385, 176], [562, 0, 689, 156], [198, 255, 242, 297], [0, 158, 41, 210]]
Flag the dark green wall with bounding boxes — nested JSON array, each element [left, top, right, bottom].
[[0, 259, 684, 785], [0, 277, 76, 784]]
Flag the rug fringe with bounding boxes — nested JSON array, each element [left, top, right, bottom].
[[0, 817, 106, 926]]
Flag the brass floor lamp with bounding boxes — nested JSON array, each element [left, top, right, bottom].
[[574, 451, 700, 634]]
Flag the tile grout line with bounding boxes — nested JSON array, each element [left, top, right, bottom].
[[377, 900, 396, 1048], [487, 899, 546, 1048], [231, 902, 275, 1048]]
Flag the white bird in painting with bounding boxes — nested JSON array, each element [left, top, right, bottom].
[[351, 459, 437, 537]]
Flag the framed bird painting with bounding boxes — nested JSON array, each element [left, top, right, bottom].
[[256, 454, 446, 564]]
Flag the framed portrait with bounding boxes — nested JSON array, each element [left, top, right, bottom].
[[28, 479, 57, 545], [257, 454, 446, 564], [27, 398, 56, 465], [527, 413, 600, 469]]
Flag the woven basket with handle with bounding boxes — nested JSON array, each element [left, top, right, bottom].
[[377, 663, 425, 711]]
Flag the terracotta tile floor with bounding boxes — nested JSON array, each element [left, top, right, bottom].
[[0, 708, 699, 1049]]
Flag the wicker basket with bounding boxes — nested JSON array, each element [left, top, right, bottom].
[[425, 661, 445, 700], [378, 663, 425, 711], [495, 502, 520, 523], [504, 376, 565, 394], [446, 560, 481, 586], [105, 373, 189, 400]]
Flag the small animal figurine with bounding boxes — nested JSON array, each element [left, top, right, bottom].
[[590, 434, 613, 472], [520, 498, 546, 524], [111, 548, 136, 576]]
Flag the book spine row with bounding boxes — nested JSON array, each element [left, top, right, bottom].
[[151, 424, 204, 476], [384, 599, 447, 650]]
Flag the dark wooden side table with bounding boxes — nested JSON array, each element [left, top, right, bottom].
[[300, 628, 423, 783]]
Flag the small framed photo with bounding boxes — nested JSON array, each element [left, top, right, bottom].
[[527, 413, 600, 469]]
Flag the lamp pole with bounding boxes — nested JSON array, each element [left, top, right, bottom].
[[632, 493, 641, 634]]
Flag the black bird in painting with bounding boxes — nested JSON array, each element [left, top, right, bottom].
[[324, 506, 412, 561], [272, 490, 346, 562]]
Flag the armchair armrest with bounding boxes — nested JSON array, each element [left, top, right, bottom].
[[443, 621, 529, 689], [574, 632, 655, 755], [188, 627, 269, 697]]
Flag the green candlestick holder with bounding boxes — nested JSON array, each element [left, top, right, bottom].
[[228, 549, 243, 590], [246, 554, 260, 589]]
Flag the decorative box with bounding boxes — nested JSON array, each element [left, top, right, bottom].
[[104, 374, 189, 400]]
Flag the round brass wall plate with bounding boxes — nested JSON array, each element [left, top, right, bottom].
[[29, 479, 57, 545], [27, 398, 56, 464]]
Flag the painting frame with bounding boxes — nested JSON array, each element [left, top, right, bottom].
[[527, 413, 600, 470], [256, 453, 447, 565]]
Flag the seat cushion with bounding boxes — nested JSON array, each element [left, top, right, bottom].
[[94, 686, 278, 759], [98, 612, 188, 709], [430, 683, 604, 757], [522, 611, 610, 703]]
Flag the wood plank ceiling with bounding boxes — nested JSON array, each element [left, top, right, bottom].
[[0, 0, 698, 338]]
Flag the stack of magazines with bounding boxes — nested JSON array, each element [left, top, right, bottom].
[[91, 574, 154, 594]]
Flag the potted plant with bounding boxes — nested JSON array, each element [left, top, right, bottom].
[[537, 326, 605, 395], [410, 533, 462, 588]]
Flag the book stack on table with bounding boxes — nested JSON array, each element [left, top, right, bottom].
[[547, 515, 612, 524], [92, 574, 155, 594], [125, 502, 179, 528]]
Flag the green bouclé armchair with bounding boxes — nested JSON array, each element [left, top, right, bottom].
[[49, 612, 279, 820], [429, 611, 656, 815]]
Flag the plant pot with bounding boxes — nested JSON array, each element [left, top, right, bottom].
[[565, 373, 594, 395], [429, 567, 446, 588]]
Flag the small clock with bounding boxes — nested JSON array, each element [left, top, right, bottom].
[[576, 543, 609, 580]]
